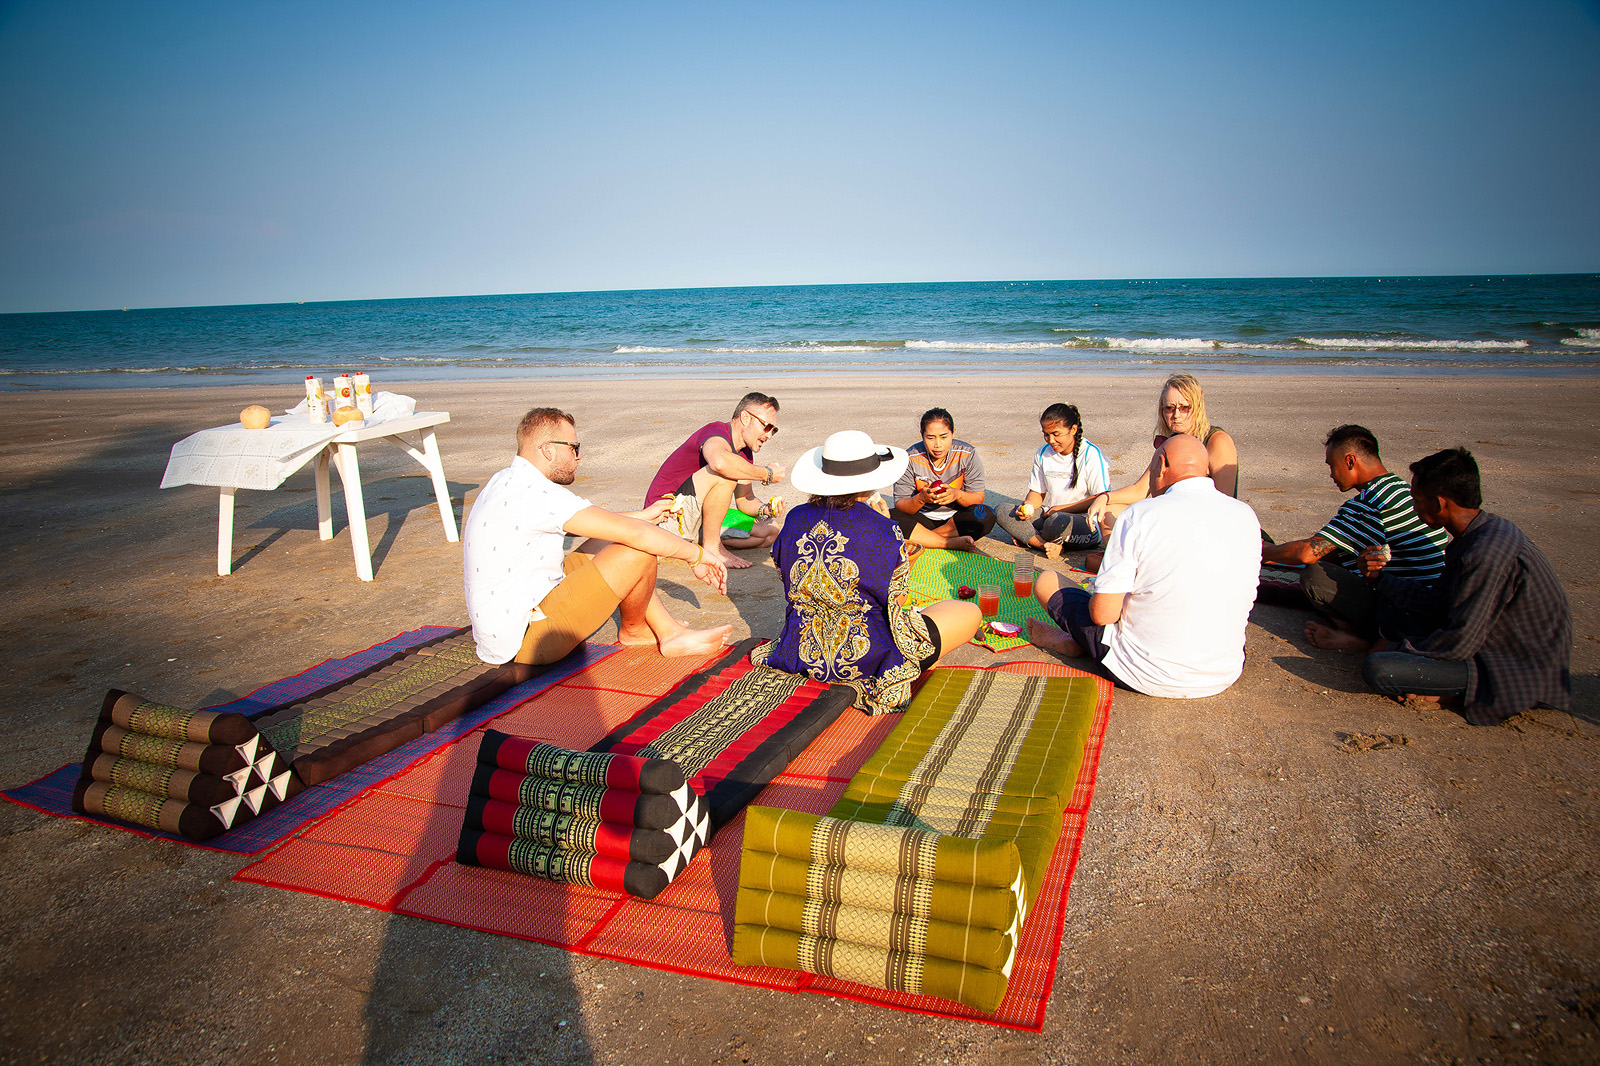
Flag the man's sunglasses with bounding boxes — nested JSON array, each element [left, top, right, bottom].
[[547, 440, 581, 457], [743, 410, 779, 435]]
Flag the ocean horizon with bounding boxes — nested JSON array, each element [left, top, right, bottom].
[[2, 274, 1597, 390]]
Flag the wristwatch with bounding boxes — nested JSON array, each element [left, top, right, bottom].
[[762, 465, 773, 484]]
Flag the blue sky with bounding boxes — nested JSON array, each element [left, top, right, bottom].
[[1, 0, 1597, 312]]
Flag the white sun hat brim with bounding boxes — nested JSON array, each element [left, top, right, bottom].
[[789, 430, 909, 496]]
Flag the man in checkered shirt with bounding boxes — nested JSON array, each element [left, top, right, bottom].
[[1358, 448, 1571, 725]]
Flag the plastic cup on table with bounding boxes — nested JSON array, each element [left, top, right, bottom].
[[977, 584, 1000, 618]]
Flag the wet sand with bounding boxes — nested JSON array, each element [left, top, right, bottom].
[[0, 373, 1595, 1065]]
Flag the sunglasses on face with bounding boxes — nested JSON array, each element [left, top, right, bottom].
[[546, 440, 581, 457], [1161, 404, 1193, 416], [743, 410, 779, 435]]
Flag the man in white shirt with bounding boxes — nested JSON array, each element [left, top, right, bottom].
[[464, 407, 733, 666], [1026, 435, 1260, 698]]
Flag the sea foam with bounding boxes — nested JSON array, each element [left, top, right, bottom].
[[1295, 337, 1529, 351]]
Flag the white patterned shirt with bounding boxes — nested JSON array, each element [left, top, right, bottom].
[[463, 456, 591, 664]]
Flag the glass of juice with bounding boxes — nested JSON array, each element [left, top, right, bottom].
[[977, 584, 1000, 618], [1013, 557, 1034, 599]]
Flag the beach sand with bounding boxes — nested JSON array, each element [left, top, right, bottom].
[[0, 373, 1595, 1064]]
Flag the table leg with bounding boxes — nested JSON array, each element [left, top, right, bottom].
[[330, 443, 374, 581], [217, 487, 237, 576], [388, 429, 459, 542], [420, 429, 459, 541], [315, 447, 333, 541]]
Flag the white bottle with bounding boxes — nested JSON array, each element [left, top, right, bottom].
[[353, 372, 374, 416]]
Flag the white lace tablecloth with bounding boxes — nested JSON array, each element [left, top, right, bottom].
[[160, 392, 417, 491]]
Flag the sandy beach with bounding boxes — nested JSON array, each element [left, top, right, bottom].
[[0, 372, 1595, 1065]]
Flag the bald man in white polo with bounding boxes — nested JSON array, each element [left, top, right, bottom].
[[1028, 434, 1261, 698]]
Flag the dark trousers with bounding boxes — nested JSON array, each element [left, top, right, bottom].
[[1044, 586, 1111, 661], [896, 504, 996, 541], [1043, 586, 1131, 688], [1301, 559, 1430, 641], [1361, 651, 1469, 700], [995, 508, 1101, 550]]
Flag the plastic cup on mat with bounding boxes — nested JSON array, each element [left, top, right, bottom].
[[978, 584, 1000, 618], [1013, 557, 1033, 599]]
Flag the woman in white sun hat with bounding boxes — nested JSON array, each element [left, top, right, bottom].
[[750, 430, 982, 713]]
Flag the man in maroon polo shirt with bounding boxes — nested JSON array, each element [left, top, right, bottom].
[[644, 392, 787, 570]]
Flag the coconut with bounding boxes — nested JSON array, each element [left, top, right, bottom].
[[240, 405, 271, 429]]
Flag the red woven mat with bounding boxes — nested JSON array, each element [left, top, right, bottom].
[[234, 659, 1112, 1030], [553, 645, 720, 697]]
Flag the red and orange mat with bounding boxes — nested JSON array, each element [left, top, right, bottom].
[[235, 656, 1111, 1031]]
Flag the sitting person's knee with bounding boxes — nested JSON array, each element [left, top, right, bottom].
[[958, 504, 996, 539], [1299, 560, 1339, 607], [1361, 651, 1401, 694]]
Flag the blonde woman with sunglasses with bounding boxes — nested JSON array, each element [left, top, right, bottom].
[[1084, 374, 1239, 561]]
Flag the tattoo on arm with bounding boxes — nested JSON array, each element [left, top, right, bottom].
[[1306, 536, 1336, 560]]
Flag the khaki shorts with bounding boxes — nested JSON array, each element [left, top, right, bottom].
[[513, 553, 621, 666]]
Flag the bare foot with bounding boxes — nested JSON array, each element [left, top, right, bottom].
[[707, 547, 753, 570], [1042, 541, 1063, 561], [1083, 551, 1103, 573], [946, 535, 979, 553], [1305, 620, 1371, 652], [657, 624, 733, 657], [1026, 618, 1082, 657], [619, 620, 682, 646]]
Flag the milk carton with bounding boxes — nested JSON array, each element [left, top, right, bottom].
[[353, 372, 373, 416], [305, 376, 328, 424]]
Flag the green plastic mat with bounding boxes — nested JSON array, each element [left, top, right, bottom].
[[906, 549, 1090, 652]]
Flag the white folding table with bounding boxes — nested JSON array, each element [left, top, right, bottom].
[[167, 411, 459, 581]]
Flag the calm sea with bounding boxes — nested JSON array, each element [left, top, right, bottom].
[[1, 275, 1597, 390]]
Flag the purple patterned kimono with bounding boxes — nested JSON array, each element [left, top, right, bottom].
[[751, 501, 935, 714]]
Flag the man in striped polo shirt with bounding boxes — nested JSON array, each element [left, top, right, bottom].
[[1262, 424, 1448, 651]]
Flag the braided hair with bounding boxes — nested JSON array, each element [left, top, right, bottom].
[[1040, 403, 1085, 489]]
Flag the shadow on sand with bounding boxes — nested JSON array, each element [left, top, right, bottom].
[[355, 657, 643, 1065]]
